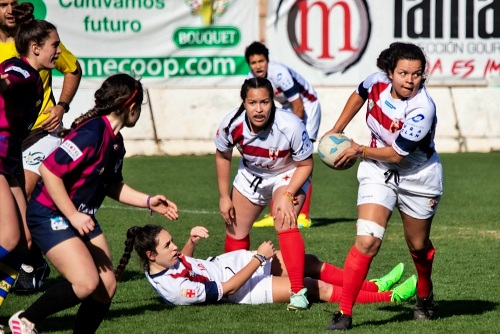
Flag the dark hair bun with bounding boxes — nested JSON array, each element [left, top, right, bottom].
[[13, 2, 35, 26]]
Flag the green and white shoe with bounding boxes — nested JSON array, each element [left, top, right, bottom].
[[391, 275, 417, 302], [371, 262, 405, 292], [287, 288, 309, 311]]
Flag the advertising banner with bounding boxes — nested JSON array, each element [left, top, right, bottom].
[[266, 0, 500, 86], [32, 0, 258, 88]]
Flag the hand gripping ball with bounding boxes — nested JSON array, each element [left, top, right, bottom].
[[317, 133, 356, 170]]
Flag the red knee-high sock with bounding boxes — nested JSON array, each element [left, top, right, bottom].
[[299, 183, 312, 218], [360, 279, 379, 292], [329, 286, 391, 304], [320, 263, 379, 292], [320, 262, 343, 286], [411, 241, 435, 298], [339, 246, 374, 316], [328, 285, 343, 303], [224, 234, 250, 253], [278, 228, 305, 293]]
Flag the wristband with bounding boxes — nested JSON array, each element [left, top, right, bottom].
[[147, 195, 153, 217], [57, 101, 70, 113], [283, 191, 298, 205], [253, 253, 266, 265], [356, 145, 366, 158]]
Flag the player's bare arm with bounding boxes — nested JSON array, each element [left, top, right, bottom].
[[328, 92, 365, 135], [41, 62, 82, 132], [221, 241, 275, 295], [107, 182, 179, 220], [180, 226, 209, 256], [216, 149, 235, 225], [290, 98, 305, 120], [39, 163, 95, 235], [273, 157, 313, 229]]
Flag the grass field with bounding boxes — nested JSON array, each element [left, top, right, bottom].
[[1, 153, 499, 333]]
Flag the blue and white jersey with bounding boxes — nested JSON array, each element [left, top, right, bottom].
[[214, 107, 313, 178], [357, 71, 438, 172]]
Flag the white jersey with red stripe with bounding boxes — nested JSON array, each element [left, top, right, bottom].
[[358, 71, 438, 173], [146, 253, 225, 306], [214, 107, 313, 178], [145, 250, 272, 306], [248, 61, 318, 108]]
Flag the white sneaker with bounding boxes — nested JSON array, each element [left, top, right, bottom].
[[9, 311, 37, 334], [287, 288, 309, 311]]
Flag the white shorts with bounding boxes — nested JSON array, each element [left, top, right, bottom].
[[303, 99, 321, 142], [357, 153, 443, 219], [23, 132, 62, 175], [233, 167, 310, 206], [213, 250, 273, 305]]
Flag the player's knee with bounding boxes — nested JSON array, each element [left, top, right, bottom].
[[103, 274, 117, 299], [356, 219, 385, 240], [73, 275, 100, 299], [94, 273, 117, 303]]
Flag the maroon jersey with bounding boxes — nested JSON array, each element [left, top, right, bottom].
[[0, 57, 42, 175], [32, 116, 125, 214]]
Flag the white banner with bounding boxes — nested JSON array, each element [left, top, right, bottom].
[[266, 0, 500, 86], [34, 0, 258, 88]]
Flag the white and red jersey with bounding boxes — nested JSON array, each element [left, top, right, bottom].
[[248, 61, 321, 140], [248, 61, 318, 108], [146, 253, 224, 306], [146, 250, 271, 306], [214, 107, 313, 178], [358, 72, 438, 173]]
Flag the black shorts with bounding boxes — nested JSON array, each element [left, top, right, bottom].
[[27, 199, 103, 254]]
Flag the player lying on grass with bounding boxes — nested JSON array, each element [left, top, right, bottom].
[[115, 225, 417, 306]]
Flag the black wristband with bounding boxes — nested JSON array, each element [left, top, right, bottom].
[[57, 101, 70, 113], [253, 253, 266, 265]]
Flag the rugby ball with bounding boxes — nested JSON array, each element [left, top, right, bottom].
[[317, 133, 356, 170]]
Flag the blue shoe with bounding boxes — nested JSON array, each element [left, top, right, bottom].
[[287, 288, 309, 311], [370, 263, 405, 292]]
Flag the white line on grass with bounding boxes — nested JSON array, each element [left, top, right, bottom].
[[101, 204, 218, 215]]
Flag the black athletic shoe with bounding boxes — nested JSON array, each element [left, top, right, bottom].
[[326, 311, 353, 331], [414, 290, 435, 320], [14, 261, 50, 292]]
